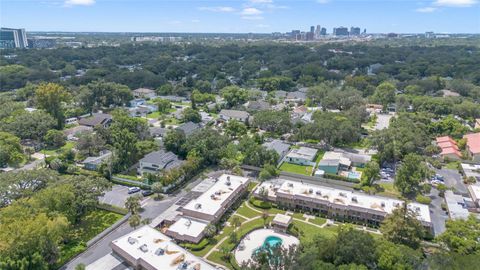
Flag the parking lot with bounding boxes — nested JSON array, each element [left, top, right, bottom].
[[99, 185, 148, 208]]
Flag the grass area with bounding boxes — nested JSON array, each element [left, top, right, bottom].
[[279, 162, 313, 176], [247, 182, 258, 192], [207, 251, 231, 268], [57, 209, 123, 266], [291, 220, 338, 243], [314, 150, 326, 165], [377, 182, 402, 199], [113, 173, 143, 182], [444, 161, 460, 170], [146, 111, 162, 119], [310, 217, 327, 226], [42, 141, 76, 156], [291, 212, 307, 220], [236, 203, 261, 219]]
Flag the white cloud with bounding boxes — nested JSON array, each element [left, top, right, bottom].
[[198, 6, 235, 12], [64, 0, 95, 6], [241, 15, 264, 20], [241, 7, 263, 15], [434, 0, 477, 7], [415, 6, 438, 12]]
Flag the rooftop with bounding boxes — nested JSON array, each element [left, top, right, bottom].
[[219, 109, 250, 119], [176, 121, 201, 136], [255, 179, 431, 224], [272, 213, 292, 226], [110, 226, 215, 270], [286, 147, 318, 161], [140, 150, 183, 170], [444, 191, 469, 220], [182, 174, 249, 217], [167, 217, 208, 239], [133, 88, 155, 94], [262, 139, 290, 156], [464, 133, 480, 154], [78, 113, 112, 127]]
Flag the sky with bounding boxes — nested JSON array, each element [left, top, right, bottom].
[[1, 0, 479, 33]]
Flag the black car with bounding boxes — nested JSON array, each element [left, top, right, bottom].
[[142, 190, 153, 196]]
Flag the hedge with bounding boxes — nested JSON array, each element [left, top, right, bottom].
[[181, 238, 210, 251], [110, 178, 151, 189], [97, 203, 129, 215], [324, 173, 360, 183], [249, 197, 272, 209], [415, 195, 432, 205]]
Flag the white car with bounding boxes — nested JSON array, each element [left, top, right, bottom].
[[128, 187, 141, 194]]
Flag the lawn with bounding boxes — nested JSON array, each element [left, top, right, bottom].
[[57, 209, 123, 266], [279, 162, 313, 176], [146, 111, 162, 119], [291, 212, 307, 220], [444, 161, 460, 170], [291, 220, 338, 242], [42, 141, 76, 156], [310, 217, 327, 226], [236, 203, 261, 219], [377, 182, 402, 199], [314, 150, 326, 165]]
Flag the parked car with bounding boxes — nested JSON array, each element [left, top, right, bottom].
[[128, 187, 141, 194], [142, 190, 153, 196]]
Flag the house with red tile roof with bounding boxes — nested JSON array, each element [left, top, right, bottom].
[[435, 136, 462, 161], [463, 133, 480, 162]]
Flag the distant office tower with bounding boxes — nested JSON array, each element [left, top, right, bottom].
[[363, 29, 367, 34], [315, 25, 321, 38], [310, 26, 315, 33], [333, 27, 349, 36], [28, 37, 57, 49], [350, 27, 361, 36], [0, 27, 28, 48], [306, 32, 314, 41], [321, 27, 327, 35], [425, 31, 435, 38]]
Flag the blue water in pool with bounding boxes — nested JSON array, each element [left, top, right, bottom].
[[253, 236, 283, 255]]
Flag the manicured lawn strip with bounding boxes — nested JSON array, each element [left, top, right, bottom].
[[146, 111, 161, 119], [315, 150, 326, 165], [42, 141, 77, 156], [291, 220, 338, 243], [291, 212, 306, 220], [279, 162, 313, 176], [236, 204, 260, 219], [444, 161, 460, 170], [207, 251, 231, 269], [310, 217, 327, 226], [228, 215, 247, 225], [57, 209, 123, 266]]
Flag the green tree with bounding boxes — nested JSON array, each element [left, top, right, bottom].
[[125, 195, 142, 214], [361, 161, 380, 186], [375, 240, 423, 270], [221, 86, 249, 108], [224, 120, 247, 138], [204, 224, 217, 239], [151, 182, 163, 200], [129, 214, 141, 229], [1, 110, 56, 140], [395, 153, 430, 196], [35, 83, 71, 129], [156, 98, 171, 113], [372, 82, 396, 109], [182, 108, 201, 123], [380, 205, 425, 249], [163, 129, 186, 155], [259, 164, 279, 181], [43, 129, 66, 148], [437, 215, 480, 255], [0, 132, 25, 167], [252, 110, 292, 134]]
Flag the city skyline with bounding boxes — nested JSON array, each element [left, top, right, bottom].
[[1, 0, 479, 34]]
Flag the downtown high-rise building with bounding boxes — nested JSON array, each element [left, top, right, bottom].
[[0, 27, 28, 48], [350, 27, 361, 36], [315, 25, 321, 38], [333, 27, 349, 36]]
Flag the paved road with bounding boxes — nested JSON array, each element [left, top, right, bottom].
[[63, 171, 222, 269], [435, 168, 467, 195], [99, 185, 139, 208], [429, 188, 448, 236]]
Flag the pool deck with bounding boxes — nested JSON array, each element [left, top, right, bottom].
[[234, 228, 300, 265]]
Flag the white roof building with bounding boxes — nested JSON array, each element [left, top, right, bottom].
[[165, 217, 208, 244], [255, 179, 432, 226], [468, 184, 480, 207], [181, 174, 250, 222], [109, 226, 215, 270], [445, 190, 470, 220]]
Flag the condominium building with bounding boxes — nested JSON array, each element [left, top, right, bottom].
[[165, 174, 250, 243], [254, 179, 433, 233], [108, 226, 215, 270], [0, 27, 28, 48]]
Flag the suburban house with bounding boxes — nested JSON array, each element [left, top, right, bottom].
[[63, 125, 93, 141], [244, 100, 270, 111], [254, 179, 433, 233], [129, 105, 155, 118], [82, 150, 112, 171], [462, 163, 480, 182], [149, 127, 167, 138], [463, 133, 480, 162], [285, 147, 318, 166], [274, 90, 287, 99], [200, 111, 213, 123], [436, 136, 462, 161], [138, 150, 183, 175], [133, 88, 156, 99], [157, 95, 187, 102], [468, 184, 480, 207], [176, 121, 201, 137], [444, 190, 470, 220], [78, 113, 112, 128], [318, 159, 341, 174], [292, 105, 308, 118], [219, 109, 250, 122], [317, 151, 370, 179], [262, 139, 290, 163], [165, 174, 250, 243], [366, 103, 383, 114], [129, 98, 146, 107], [285, 91, 307, 104]]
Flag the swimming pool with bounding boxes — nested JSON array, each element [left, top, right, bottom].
[[253, 236, 283, 255]]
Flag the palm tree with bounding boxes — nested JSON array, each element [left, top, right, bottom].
[[231, 216, 241, 231], [262, 211, 269, 227], [125, 195, 141, 214], [129, 214, 141, 229]]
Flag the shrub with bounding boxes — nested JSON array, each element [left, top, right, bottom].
[[415, 194, 432, 205], [249, 197, 271, 209], [324, 173, 360, 183], [182, 238, 210, 251]]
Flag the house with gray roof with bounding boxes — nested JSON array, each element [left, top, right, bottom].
[[285, 91, 307, 104], [263, 139, 290, 164], [219, 109, 250, 122], [133, 88, 156, 99], [285, 147, 318, 166], [138, 150, 184, 175], [149, 127, 167, 138], [176, 121, 201, 137], [245, 100, 270, 111], [78, 113, 112, 128], [82, 150, 112, 171]]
